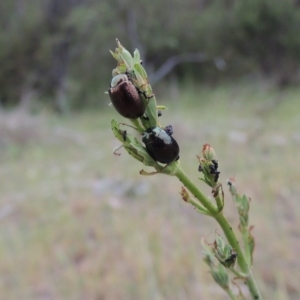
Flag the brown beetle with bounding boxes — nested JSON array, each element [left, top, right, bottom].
[[108, 74, 145, 119]]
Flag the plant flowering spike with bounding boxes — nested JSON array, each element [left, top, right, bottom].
[[142, 126, 180, 164], [108, 74, 145, 119]]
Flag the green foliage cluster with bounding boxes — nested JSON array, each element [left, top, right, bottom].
[[229, 0, 300, 84], [1, 0, 300, 109]]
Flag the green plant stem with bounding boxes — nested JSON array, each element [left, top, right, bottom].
[[129, 118, 145, 132], [175, 166, 218, 215], [175, 167, 263, 300], [226, 287, 239, 300], [230, 268, 247, 279], [215, 214, 262, 300], [241, 229, 251, 265]]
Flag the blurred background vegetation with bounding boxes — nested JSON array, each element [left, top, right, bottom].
[[1, 0, 300, 111], [1, 0, 300, 299]]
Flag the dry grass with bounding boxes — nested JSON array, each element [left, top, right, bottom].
[[0, 83, 299, 299]]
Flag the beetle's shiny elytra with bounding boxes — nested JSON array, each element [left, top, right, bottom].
[[142, 126, 180, 164], [109, 74, 145, 119]]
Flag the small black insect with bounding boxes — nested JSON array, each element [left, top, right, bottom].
[[212, 159, 218, 170], [142, 126, 180, 164], [122, 130, 127, 142], [224, 250, 238, 264], [108, 74, 145, 119], [209, 164, 216, 173], [142, 110, 163, 121], [209, 159, 220, 182], [213, 171, 220, 182]]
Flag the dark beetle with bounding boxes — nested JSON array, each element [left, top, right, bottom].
[[142, 126, 180, 164], [109, 74, 145, 119]]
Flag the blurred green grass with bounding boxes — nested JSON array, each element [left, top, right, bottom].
[[0, 82, 299, 299]]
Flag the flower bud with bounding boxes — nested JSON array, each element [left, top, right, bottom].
[[202, 144, 217, 161], [213, 235, 238, 269], [211, 264, 230, 290], [116, 39, 133, 69], [180, 187, 190, 202]]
